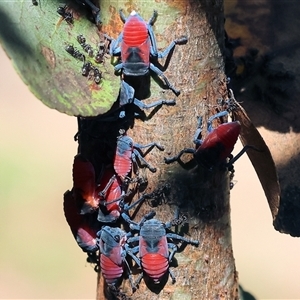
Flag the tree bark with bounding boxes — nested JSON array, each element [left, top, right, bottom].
[[82, 0, 239, 299]]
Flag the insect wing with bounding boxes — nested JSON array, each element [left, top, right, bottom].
[[231, 99, 280, 221], [139, 235, 169, 258], [138, 38, 151, 65], [108, 243, 124, 266]]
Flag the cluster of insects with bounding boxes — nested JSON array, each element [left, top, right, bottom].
[[65, 34, 111, 85], [63, 9, 254, 295]]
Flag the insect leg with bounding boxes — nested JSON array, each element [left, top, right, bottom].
[[149, 63, 180, 96], [122, 193, 147, 212], [155, 36, 188, 59], [193, 116, 204, 146], [98, 175, 117, 198], [164, 148, 195, 164], [126, 237, 140, 245], [148, 10, 158, 26], [169, 268, 176, 284], [166, 233, 200, 246], [134, 141, 164, 152], [123, 257, 137, 291], [148, 24, 159, 57], [134, 273, 144, 286], [124, 210, 156, 229], [125, 245, 141, 266], [132, 150, 157, 173], [110, 33, 123, 56], [167, 243, 178, 263], [120, 80, 176, 109], [226, 145, 261, 167], [207, 110, 229, 132], [114, 62, 124, 73], [133, 97, 176, 110], [119, 9, 127, 23]]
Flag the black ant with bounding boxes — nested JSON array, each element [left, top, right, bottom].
[[94, 34, 112, 64], [57, 5, 73, 24], [77, 34, 94, 57], [82, 62, 92, 76], [65, 45, 85, 62], [77, 34, 86, 45], [83, 44, 94, 57], [32, 0, 38, 6], [90, 66, 102, 84]]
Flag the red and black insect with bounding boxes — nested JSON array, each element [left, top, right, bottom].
[[124, 211, 199, 285], [72, 152, 147, 222], [97, 226, 136, 291], [57, 5, 73, 24], [72, 154, 100, 214], [114, 131, 164, 180], [97, 168, 125, 223], [110, 10, 188, 96], [98, 174, 168, 224], [63, 190, 99, 253], [164, 111, 256, 170]]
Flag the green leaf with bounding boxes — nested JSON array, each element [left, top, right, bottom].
[[0, 1, 120, 116]]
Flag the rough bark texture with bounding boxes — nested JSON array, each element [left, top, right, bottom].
[[85, 1, 239, 299]]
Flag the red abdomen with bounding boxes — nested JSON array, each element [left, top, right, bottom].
[[114, 150, 132, 177], [123, 15, 148, 46], [100, 254, 123, 283], [196, 121, 241, 168], [142, 253, 169, 281], [215, 121, 240, 160]]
